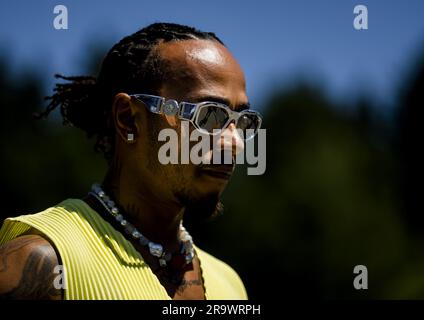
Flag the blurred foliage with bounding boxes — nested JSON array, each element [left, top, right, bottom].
[[0, 58, 107, 215], [0, 45, 423, 299]]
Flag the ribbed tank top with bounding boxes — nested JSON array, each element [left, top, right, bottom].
[[0, 199, 247, 300]]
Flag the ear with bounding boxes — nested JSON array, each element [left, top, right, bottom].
[[112, 93, 139, 142]]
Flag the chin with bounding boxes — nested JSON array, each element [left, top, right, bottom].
[[196, 170, 232, 191], [175, 182, 225, 225], [193, 179, 227, 200]]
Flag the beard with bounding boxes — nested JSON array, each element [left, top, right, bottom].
[[176, 189, 225, 228]]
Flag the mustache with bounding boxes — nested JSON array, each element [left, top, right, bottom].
[[198, 162, 235, 170], [198, 153, 236, 169]]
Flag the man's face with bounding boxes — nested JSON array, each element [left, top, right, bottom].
[[133, 39, 248, 222]]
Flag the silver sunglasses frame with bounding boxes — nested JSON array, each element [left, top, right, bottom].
[[129, 94, 262, 140]]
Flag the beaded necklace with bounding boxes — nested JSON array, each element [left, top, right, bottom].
[[89, 183, 195, 268]]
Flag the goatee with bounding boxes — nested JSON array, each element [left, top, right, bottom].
[[177, 192, 224, 227]]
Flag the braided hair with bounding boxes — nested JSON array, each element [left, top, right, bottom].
[[36, 23, 224, 160]]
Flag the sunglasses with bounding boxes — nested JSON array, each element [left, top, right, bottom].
[[129, 94, 262, 140]]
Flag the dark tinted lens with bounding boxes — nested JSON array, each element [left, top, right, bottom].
[[236, 113, 260, 139], [196, 105, 229, 132]]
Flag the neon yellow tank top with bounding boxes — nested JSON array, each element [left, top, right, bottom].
[[0, 199, 247, 300]]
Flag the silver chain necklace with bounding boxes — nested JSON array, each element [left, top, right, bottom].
[[89, 183, 195, 268]]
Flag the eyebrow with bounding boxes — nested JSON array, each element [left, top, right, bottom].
[[187, 95, 251, 111]]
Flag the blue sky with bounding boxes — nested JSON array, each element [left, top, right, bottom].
[[1, 0, 424, 111]]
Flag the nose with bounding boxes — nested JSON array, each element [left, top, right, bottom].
[[220, 122, 244, 157]]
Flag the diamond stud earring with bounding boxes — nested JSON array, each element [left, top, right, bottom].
[[127, 133, 134, 142]]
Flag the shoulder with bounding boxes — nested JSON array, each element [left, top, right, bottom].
[[0, 233, 62, 300], [1, 199, 86, 231], [196, 247, 237, 273], [195, 246, 248, 299]]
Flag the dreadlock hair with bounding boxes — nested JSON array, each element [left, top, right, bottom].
[[35, 22, 224, 161]]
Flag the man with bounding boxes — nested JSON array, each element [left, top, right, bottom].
[[0, 23, 261, 300]]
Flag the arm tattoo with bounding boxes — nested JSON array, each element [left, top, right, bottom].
[[0, 237, 62, 300], [0, 237, 36, 273]]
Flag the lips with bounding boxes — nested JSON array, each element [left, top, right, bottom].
[[199, 164, 235, 179]]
